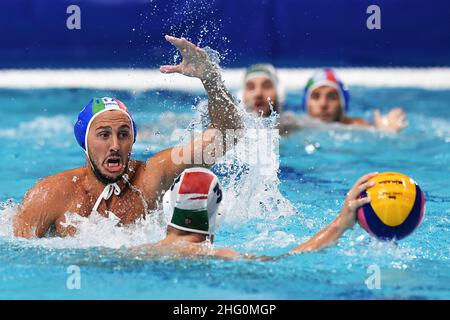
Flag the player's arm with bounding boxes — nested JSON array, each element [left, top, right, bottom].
[[288, 172, 377, 254], [13, 178, 64, 238], [146, 36, 242, 190], [343, 107, 407, 132]]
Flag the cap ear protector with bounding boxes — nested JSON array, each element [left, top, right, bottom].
[[301, 69, 350, 113], [163, 167, 223, 237]]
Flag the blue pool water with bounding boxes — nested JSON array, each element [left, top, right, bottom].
[[0, 85, 449, 299]]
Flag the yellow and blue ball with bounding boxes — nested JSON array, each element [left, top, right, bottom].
[[357, 172, 425, 240]]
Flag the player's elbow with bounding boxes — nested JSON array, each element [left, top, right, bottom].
[[13, 214, 34, 239]]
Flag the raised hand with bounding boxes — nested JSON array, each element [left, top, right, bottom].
[[336, 172, 378, 230], [160, 35, 220, 82], [374, 107, 408, 132]]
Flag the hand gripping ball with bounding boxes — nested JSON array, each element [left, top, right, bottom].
[[358, 172, 425, 240]]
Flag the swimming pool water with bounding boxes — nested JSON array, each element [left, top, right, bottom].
[[0, 85, 449, 299]]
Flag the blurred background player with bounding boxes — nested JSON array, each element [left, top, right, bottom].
[[241, 63, 300, 134], [301, 68, 407, 132]]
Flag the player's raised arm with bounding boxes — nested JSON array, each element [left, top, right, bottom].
[[151, 36, 243, 192]]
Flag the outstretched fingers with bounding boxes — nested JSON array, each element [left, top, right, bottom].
[[390, 107, 405, 116], [348, 195, 372, 211], [161, 35, 218, 81], [160, 64, 182, 74], [393, 108, 408, 128], [347, 172, 378, 200], [358, 179, 376, 193], [352, 172, 378, 190], [164, 35, 185, 49], [165, 35, 198, 57]]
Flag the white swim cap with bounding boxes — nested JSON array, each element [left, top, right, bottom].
[[163, 167, 223, 237], [239, 63, 285, 113], [244, 63, 278, 85]]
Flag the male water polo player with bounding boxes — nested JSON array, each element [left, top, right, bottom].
[[242, 63, 300, 134], [13, 36, 242, 238], [242, 64, 280, 117], [302, 68, 407, 132], [131, 168, 378, 259]]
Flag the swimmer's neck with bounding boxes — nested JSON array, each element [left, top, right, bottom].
[[82, 165, 121, 195], [162, 227, 208, 244]]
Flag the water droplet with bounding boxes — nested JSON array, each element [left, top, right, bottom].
[[305, 144, 315, 154]]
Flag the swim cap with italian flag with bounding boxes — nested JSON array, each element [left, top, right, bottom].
[[163, 168, 223, 236], [301, 68, 350, 112], [74, 97, 137, 152]]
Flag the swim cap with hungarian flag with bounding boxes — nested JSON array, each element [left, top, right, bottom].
[[74, 97, 137, 152], [301, 68, 350, 112], [163, 168, 223, 237]]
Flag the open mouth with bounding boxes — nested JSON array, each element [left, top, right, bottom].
[[103, 156, 123, 173], [254, 102, 266, 112]]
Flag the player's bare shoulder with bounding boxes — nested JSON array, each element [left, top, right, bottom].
[[141, 149, 174, 182], [22, 167, 84, 206], [134, 155, 168, 200], [43, 167, 85, 189]]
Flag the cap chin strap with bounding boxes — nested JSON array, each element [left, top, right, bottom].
[[87, 150, 129, 215], [91, 182, 121, 215]]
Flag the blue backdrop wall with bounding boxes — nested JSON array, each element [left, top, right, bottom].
[[0, 0, 449, 68]]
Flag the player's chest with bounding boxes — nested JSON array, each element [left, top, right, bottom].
[[68, 188, 158, 224]]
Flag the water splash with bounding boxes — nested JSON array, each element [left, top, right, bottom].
[[0, 200, 17, 238], [214, 104, 297, 226], [160, 0, 232, 65], [0, 205, 166, 249], [202, 46, 222, 66]]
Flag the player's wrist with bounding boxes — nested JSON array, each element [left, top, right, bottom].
[[201, 66, 222, 84], [334, 212, 355, 231]]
